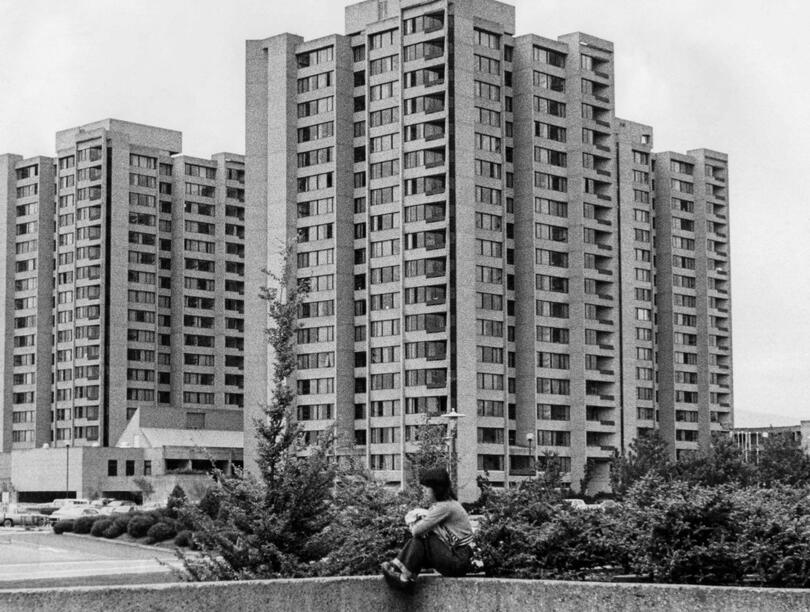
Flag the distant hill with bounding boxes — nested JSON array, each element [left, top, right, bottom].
[[734, 409, 801, 428]]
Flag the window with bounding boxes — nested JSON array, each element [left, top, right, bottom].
[[535, 96, 566, 117], [533, 71, 565, 92], [369, 28, 396, 50], [538, 430, 571, 447], [296, 45, 333, 68], [297, 71, 333, 94], [533, 46, 566, 67], [107, 460, 118, 476], [671, 178, 694, 194], [369, 106, 398, 128], [474, 80, 500, 101], [538, 404, 570, 420], [670, 160, 694, 175], [465, 27, 499, 51], [535, 122, 566, 142], [297, 121, 334, 143]]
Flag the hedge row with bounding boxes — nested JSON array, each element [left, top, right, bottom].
[[476, 476, 810, 587], [52, 510, 188, 545]]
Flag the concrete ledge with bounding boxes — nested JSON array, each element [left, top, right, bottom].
[[2, 576, 810, 612]]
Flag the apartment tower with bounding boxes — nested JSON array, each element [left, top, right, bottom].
[[0, 119, 246, 454], [245, 0, 732, 498]]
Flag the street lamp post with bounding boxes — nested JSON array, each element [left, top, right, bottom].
[[526, 432, 535, 477], [65, 443, 70, 500], [445, 409, 464, 492]]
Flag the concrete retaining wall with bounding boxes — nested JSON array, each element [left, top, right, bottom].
[[3, 576, 810, 612]]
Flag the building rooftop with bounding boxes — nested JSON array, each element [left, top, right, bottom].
[[55, 119, 182, 155]]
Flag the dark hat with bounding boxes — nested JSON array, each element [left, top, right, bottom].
[[419, 467, 451, 489]]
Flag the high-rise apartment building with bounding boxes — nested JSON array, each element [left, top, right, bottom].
[[653, 148, 732, 455], [1, 119, 246, 455], [244, 0, 732, 499]]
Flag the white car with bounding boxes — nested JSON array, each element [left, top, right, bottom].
[[101, 501, 138, 515], [49, 505, 100, 524]]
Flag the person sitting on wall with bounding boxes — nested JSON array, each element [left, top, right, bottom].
[[381, 467, 474, 590]]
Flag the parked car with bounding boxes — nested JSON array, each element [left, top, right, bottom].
[[90, 498, 116, 508], [49, 505, 100, 524], [101, 501, 138, 515], [1, 505, 49, 527], [51, 498, 91, 508]]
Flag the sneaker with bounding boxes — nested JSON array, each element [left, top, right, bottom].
[[381, 562, 414, 591]]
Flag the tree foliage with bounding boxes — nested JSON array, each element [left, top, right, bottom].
[[610, 430, 672, 497], [405, 415, 448, 486], [756, 431, 810, 486], [179, 247, 417, 581]]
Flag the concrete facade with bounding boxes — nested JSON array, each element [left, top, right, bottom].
[[244, 0, 732, 499], [0, 119, 246, 456], [1, 406, 242, 503], [1, 577, 808, 612], [654, 149, 732, 456], [733, 422, 810, 464]]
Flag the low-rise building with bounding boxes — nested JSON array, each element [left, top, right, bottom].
[[0, 407, 242, 504]]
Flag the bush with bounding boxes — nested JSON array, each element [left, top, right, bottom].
[[90, 519, 113, 537], [73, 515, 100, 534], [623, 479, 743, 585], [147, 521, 177, 543], [174, 530, 193, 548], [112, 515, 131, 531], [52, 520, 74, 535], [306, 474, 418, 577], [198, 488, 221, 520], [732, 486, 810, 587], [103, 520, 126, 539], [167, 485, 187, 518], [127, 514, 157, 538]]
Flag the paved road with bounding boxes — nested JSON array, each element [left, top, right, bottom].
[[0, 530, 183, 588]]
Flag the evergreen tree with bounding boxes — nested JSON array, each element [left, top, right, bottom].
[[757, 431, 810, 486], [610, 430, 672, 497]]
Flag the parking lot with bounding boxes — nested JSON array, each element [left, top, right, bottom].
[[0, 530, 181, 588]]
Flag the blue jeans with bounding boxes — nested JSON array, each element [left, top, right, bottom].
[[397, 533, 472, 577]]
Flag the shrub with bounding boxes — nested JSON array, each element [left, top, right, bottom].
[[52, 520, 74, 535], [73, 515, 100, 534], [103, 521, 126, 539], [624, 480, 743, 585], [476, 478, 572, 579], [198, 488, 221, 520], [127, 514, 157, 538], [112, 516, 131, 531], [174, 530, 193, 548], [167, 485, 187, 518], [731, 486, 810, 587], [306, 474, 419, 577], [147, 521, 177, 543], [90, 519, 113, 537]]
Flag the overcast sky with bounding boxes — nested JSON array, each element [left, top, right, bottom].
[[1, 0, 808, 426]]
